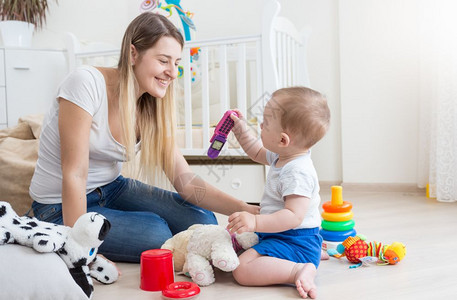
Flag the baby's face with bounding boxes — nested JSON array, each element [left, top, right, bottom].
[[260, 99, 284, 151]]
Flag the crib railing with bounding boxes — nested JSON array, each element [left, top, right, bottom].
[[178, 35, 264, 157], [177, 11, 310, 157], [65, 32, 119, 72], [273, 17, 310, 89]]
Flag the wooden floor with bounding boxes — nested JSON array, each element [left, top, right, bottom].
[[92, 189, 457, 300]]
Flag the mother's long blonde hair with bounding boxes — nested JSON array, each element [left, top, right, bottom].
[[118, 12, 184, 184]]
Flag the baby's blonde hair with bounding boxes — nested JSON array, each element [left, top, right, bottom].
[[118, 12, 184, 184], [272, 87, 330, 149]]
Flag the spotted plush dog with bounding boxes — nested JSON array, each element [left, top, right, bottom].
[[0, 201, 118, 299]]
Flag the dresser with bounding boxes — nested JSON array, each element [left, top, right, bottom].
[[189, 163, 265, 204], [0, 48, 68, 129]]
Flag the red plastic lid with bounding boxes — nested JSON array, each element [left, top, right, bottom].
[[141, 249, 172, 260], [162, 281, 200, 299]]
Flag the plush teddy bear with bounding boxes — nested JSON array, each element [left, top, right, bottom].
[[161, 224, 198, 272], [161, 224, 259, 286], [0, 201, 118, 299]]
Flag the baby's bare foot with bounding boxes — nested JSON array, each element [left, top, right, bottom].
[[294, 263, 317, 299], [321, 250, 330, 260]]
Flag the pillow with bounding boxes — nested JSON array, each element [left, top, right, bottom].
[[0, 114, 43, 216], [0, 244, 88, 300]]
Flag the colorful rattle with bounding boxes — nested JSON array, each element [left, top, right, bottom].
[[328, 235, 407, 268], [320, 186, 357, 249], [207, 110, 238, 159]]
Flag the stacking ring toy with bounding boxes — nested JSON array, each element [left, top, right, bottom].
[[162, 282, 200, 300], [319, 228, 357, 242], [322, 201, 352, 213], [321, 211, 353, 222], [321, 219, 355, 232]]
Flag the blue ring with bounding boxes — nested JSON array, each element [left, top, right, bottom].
[[319, 228, 357, 242]]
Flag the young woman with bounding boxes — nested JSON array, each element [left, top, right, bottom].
[[29, 12, 259, 263]]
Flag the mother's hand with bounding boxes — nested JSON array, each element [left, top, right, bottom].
[[242, 203, 260, 215]]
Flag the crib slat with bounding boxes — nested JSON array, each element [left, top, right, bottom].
[[249, 60, 256, 115], [292, 41, 301, 85], [290, 40, 294, 86], [237, 44, 247, 117], [287, 35, 292, 87], [219, 45, 229, 114], [201, 47, 210, 149], [255, 39, 264, 124], [276, 31, 282, 87], [256, 39, 263, 101], [183, 48, 192, 149], [281, 33, 287, 88], [284, 34, 289, 87], [279, 32, 285, 88]]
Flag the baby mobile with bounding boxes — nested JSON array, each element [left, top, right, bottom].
[[140, 0, 201, 82]]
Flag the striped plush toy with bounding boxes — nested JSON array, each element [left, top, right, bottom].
[[327, 235, 406, 268]]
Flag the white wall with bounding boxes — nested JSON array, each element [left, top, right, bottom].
[[339, 0, 419, 184], [6, 0, 422, 185], [31, 0, 131, 49]]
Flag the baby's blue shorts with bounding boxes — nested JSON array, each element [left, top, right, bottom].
[[252, 227, 323, 268]]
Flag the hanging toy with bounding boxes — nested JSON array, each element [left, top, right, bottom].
[[328, 235, 406, 269], [189, 47, 201, 83], [140, 0, 196, 41], [177, 66, 184, 78], [140, 0, 159, 11]]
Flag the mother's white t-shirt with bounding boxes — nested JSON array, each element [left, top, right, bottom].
[[29, 66, 139, 204]]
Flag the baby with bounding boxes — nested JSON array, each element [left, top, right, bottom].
[[227, 87, 330, 299]]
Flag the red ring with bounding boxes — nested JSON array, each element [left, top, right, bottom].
[[162, 282, 200, 299], [322, 201, 353, 213]]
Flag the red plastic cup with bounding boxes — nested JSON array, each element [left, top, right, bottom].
[[140, 249, 175, 291]]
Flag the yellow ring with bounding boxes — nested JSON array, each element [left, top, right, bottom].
[[321, 211, 354, 222]]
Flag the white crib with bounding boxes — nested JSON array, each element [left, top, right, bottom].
[[65, 0, 311, 160]]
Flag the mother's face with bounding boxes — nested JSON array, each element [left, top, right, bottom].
[[132, 36, 182, 98]]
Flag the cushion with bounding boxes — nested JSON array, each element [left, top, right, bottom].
[[0, 114, 43, 215], [0, 244, 88, 300]]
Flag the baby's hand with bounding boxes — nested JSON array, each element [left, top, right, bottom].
[[230, 109, 248, 138], [227, 211, 256, 234]]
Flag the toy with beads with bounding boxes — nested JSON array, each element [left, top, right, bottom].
[[320, 186, 357, 250], [327, 235, 407, 268]]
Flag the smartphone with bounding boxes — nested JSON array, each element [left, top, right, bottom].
[[207, 110, 239, 159]]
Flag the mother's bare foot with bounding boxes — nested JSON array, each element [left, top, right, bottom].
[[294, 263, 317, 299]]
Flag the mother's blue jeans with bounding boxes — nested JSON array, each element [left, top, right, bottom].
[[32, 175, 217, 262]]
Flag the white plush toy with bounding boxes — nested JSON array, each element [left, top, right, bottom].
[[162, 224, 259, 286], [0, 201, 118, 299]]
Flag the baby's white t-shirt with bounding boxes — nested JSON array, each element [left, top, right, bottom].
[[260, 150, 321, 229], [29, 66, 138, 204]]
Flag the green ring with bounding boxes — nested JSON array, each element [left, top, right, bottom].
[[321, 219, 355, 231]]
